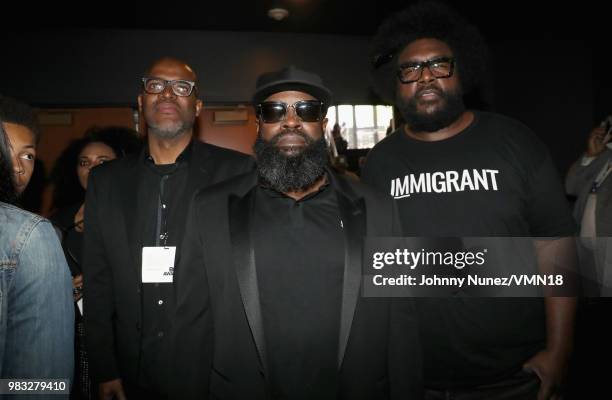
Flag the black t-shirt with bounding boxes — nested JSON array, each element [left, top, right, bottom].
[[253, 182, 345, 400], [362, 111, 576, 388]]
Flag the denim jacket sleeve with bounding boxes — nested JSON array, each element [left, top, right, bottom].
[[1, 216, 74, 386]]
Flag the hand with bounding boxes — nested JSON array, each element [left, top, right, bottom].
[[586, 126, 609, 157], [72, 274, 83, 302], [98, 378, 126, 400], [523, 349, 568, 400]]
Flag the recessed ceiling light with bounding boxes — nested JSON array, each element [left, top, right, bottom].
[[268, 7, 289, 21]]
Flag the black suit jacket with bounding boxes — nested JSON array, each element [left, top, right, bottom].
[[82, 140, 255, 386], [172, 170, 422, 400]]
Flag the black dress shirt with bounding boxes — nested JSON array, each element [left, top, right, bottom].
[[137, 143, 191, 391], [253, 179, 345, 400]]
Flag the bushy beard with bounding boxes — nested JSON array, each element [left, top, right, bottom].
[[396, 85, 465, 133], [253, 129, 329, 193]]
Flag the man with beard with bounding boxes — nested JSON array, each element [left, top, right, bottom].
[[170, 66, 421, 400], [83, 57, 254, 400], [362, 2, 576, 400]]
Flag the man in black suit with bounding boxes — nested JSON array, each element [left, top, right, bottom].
[[83, 57, 254, 400], [172, 66, 421, 400]]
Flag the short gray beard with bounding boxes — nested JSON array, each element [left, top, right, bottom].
[[148, 121, 193, 140]]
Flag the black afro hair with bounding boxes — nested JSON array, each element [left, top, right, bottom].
[[370, 0, 489, 103]]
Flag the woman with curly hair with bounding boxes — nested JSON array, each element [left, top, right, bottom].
[[50, 126, 141, 400]]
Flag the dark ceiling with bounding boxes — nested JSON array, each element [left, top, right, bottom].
[[11, 0, 601, 39]]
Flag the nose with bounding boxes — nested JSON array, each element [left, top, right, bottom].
[[160, 83, 177, 99], [419, 65, 436, 83], [13, 155, 24, 177], [282, 105, 302, 129]]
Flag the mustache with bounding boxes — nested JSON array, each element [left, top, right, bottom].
[[153, 100, 179, 109], [415, 85, 443, 97], [268, 128, 310, 144]]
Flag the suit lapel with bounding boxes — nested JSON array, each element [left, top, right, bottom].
[[174, 142, 212, 244], [228, 185, 269, 378], [183, 145, 211, 202], [332, 173, 367, 370]]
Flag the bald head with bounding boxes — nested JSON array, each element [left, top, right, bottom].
[[144, 57, 198, 84], [139, 57, 203, 141]]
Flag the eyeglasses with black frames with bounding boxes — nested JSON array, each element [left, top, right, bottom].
[[141, 77, 197, 97], [397, 57, 455, 84]]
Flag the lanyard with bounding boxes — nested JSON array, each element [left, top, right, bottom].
[[156, 175, 170, 246]]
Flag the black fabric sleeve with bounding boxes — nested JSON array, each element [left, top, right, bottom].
[[82, 170, 120, 383], [361, 147, 390, 196], [388, 297, 423, 400], [169, 193, 213, 400]]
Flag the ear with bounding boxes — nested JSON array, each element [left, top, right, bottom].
[[137, 95, 143, 114], [321, 117, 328, 135], [195, 99, 203, 117]]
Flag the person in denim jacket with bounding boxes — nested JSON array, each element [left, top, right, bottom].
[[0, 117, 74, 396]]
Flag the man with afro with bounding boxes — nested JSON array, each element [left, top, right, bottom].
[[363, 2, 577, 399]]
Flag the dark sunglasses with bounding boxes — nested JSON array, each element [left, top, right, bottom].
[[257, 100, 325, 123]]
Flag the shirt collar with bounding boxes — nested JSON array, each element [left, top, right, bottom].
[[142, 138, 194, 166], [258, 172, 331, 202]]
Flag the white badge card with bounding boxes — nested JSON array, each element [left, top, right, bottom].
[[142, 246, 176, 283]]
